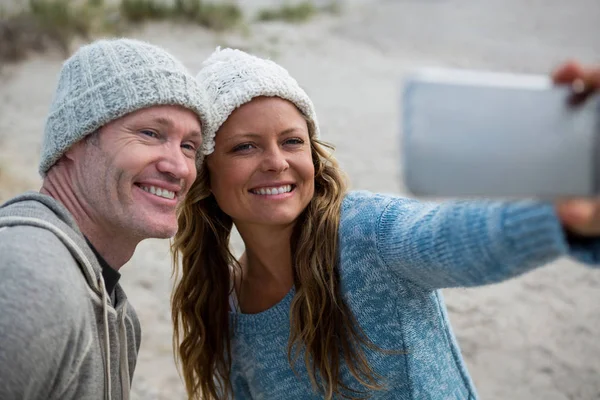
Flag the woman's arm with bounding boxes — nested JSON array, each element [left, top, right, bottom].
[[375, 197, 600, 290]]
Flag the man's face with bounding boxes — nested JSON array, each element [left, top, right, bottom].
[[68, 105, 202, 239]]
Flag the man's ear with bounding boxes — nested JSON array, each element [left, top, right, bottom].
[[65, 130, 99, 161], [63, 140, 86, 162]]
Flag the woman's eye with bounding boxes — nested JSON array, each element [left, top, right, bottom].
[[232, 143, 255, 152], [284, 138, 304, 146]]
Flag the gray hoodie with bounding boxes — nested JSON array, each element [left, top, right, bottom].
[[0, 192, 141, 400]]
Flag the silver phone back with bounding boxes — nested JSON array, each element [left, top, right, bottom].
[[402, 68, 600, 198]]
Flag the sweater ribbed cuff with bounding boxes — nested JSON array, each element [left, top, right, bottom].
[[501, 201, 568, 266]]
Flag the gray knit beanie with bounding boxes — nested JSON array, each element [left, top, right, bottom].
[[196, 47, 319, 161], [40, 38, 209, 176]]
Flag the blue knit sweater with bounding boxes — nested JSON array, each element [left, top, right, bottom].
[[228, 191, 600, 399]]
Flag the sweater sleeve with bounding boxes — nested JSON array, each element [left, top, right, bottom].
[[373, 195, 600, 290], [0, 226, 89, 400]]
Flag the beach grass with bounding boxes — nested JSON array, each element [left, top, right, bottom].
[[256, 1, 342, 23], [0, 0, 340, 64], [0, 0, 244, 63]]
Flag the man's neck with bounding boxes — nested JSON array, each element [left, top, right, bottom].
[[40, 175, 138, 270]]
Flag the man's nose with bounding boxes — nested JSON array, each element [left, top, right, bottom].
[[156, 145, 193, 180]]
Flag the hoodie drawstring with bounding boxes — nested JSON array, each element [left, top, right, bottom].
[[119, 308, 131, 400], [98, 274, 112, 400]]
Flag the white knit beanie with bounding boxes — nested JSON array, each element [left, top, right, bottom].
[[196, 47, 319, 161], [40, 38, 209, 176]]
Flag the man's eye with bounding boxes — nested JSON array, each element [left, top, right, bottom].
[[182, 143, 197, 151], [140, 130, 158, 138]]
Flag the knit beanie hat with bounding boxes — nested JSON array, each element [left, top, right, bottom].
[[39, 38, 209, 176], [196, 47, 319, 160]]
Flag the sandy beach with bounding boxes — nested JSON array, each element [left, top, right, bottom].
[[1, 0, 599, 398]]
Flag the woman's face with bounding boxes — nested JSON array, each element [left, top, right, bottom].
[[206, 96, 315, 230]]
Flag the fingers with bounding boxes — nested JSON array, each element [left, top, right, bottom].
[[556, 199, 600, 236], [552, 61, 600, 88], [552, 61, 599, 106], [552, 60, 585, 84], [586, 68, 600, 89], [556, 199, 595, 224]]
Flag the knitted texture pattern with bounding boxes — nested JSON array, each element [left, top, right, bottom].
[[195, 47, 319, 160], [227, 191, 600, 399], [40, 38, 209, 176]]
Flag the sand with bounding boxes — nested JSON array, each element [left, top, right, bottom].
[[1, 0, 599, 398]]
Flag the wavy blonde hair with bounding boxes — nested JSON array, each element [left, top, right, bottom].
[[171, 118, 384, 399]]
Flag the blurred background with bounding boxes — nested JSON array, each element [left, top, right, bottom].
[[1, 0, 599, 399]]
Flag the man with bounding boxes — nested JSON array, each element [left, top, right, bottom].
[[0, 38, 208, 399]]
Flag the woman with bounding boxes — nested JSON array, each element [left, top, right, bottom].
[[172, 48, 600, 400]]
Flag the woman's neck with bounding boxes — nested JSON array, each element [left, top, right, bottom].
[[234, 222, 295, 313]]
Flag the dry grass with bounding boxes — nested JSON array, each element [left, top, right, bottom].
[[0, 0, 341, 65], [0, 0, 243, 64], [119, 0, 172, 22], [256, 1, 342, 23], [181, 1, 243, 31], [1, 0, 93, 62]]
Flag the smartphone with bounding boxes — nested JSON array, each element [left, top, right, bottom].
[[401, 67, 600, 198]]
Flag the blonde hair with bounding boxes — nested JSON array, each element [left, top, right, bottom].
[[171, 119, 384, 399]]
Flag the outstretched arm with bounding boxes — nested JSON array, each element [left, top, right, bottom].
[[376, 197, 600, 290]]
